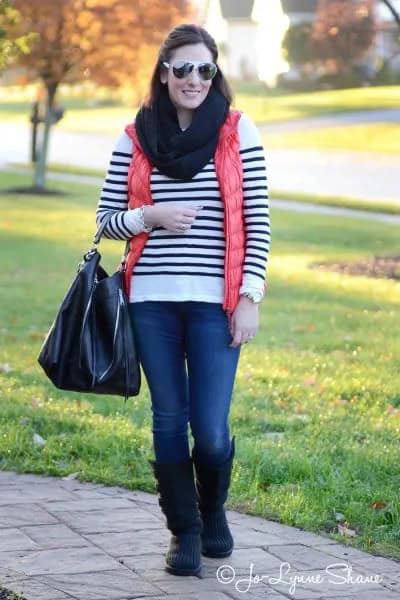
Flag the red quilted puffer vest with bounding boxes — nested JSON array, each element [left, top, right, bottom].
[[124, 109, 245, 317]]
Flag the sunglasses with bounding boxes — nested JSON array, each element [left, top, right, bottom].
[[162, 60, 218, 81]]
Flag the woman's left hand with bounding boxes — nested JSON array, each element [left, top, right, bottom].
[[229, 296, 259, 348]]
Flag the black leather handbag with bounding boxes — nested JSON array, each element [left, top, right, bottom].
[[38, 219, 140, 400]]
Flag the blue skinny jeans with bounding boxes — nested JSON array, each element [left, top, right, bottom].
[[128, 301, 241, 465]]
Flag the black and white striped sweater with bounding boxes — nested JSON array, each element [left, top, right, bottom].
[[96, 112, 270, 304]]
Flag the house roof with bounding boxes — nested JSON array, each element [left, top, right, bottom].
[[218, 0, 318, 20], [219, 0, 254, 20], [280, 0, 318, 13]]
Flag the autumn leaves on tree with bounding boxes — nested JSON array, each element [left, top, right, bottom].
[[6, 0, 191, 189], [313, 0, 377, 72], [283, 0, 377, 80]]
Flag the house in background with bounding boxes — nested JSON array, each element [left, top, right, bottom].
[[194, 0, 400, 84], [201, 0, 290, 86], [197, 0, 318, 85], [280, 0, 318, 24], [373, 0, 400, 74]]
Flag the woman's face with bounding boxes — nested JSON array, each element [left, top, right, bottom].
[[160, 43, 214, 116]]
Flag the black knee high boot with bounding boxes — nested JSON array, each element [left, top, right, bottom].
[[149, 457, 203, 576], [192, 436, 235, 558]]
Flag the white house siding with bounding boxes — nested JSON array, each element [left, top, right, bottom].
[[253, 0, 290, 85], [202, 0, 400, 83], [226, 22, 259, 79], [204, 0, 229, 72]]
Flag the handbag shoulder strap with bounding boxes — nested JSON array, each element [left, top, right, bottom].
[[93, 216, 110, 245], [92, 215, 130, 260]]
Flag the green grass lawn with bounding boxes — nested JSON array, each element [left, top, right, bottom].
[[1, 85, 399, 130], [1, 171, 400, 560], [266, 123, 400, 154], [235, 85, 400, 124]]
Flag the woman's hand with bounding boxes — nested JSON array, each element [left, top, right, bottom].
[[229, 296, 259, 348], [143, 204, 203, 233]]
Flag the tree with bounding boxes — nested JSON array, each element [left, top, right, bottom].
[[0, 0, 35, 71], [10, 0, 191, 191], [282, 22, 319, 69], [313, 0, 377, 74]]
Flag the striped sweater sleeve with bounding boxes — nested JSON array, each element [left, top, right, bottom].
[[238, 113, 270, 298], [96, 132, 145, 239]]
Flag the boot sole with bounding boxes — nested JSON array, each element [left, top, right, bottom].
[[202, 546, 234, 558], [165, 562, 202, 576]]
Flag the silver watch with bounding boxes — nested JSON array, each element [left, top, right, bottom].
[[240, 290, 263, 304], [139, 206, 153, 233]]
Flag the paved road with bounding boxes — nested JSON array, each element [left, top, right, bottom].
[[1, 112, 399, 204], [267, 147, 399, 203], [0, 470, 399, 600], [260, 109, 400, 203]]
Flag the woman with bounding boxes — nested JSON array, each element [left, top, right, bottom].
[[96, 24, 270, 577]]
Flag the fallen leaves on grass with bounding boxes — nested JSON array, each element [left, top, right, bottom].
[[33, 433, 46, 447], [338, 522, 357, 537], [310, 255, 400, 280], [293, 323, 316, 332], [264, 432, 285, 441], [329, 398, 349, 408], [387, 404, 400, 416], [62, 472, 80, 480], [371, 501, 387, 510], [273, 398, 289, 409], [28, 331, 47, 340], [288, 414, 309, 422]]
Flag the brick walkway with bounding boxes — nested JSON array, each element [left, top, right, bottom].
[[0, 471, 399, 599]]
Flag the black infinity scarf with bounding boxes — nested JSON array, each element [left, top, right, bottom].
[[135, 84, 229, 181]]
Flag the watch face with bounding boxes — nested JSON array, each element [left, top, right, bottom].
[[243, 291, 263, 303]]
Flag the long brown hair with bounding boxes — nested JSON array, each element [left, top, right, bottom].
[[144, 24, 233, 109]]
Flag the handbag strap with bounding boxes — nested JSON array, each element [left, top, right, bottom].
[[93, 216, 110, 245], [92, 215, 130, 260]]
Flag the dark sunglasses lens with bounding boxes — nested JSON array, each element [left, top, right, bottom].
[[171, 61, 216, 80], [172, 61, 192, 79], [198, 63, 217, 80]]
